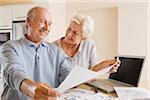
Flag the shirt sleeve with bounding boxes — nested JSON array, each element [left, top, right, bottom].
[[57, 49, 71, 86], [89, 41, 99, 68], [0, 42, 28, 91], [58, 59, 71, 84]]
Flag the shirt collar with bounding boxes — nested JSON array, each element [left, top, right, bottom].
[[77, 40, 83, 53], [21, 37, 47, 48]]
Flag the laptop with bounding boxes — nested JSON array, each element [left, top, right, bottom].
[[86, 55, 145, 93]]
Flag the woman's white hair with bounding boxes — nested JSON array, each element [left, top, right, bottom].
[[71, 13, 94, 38]]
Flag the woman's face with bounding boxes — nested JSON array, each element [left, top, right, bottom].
[[64, 21, 83, 45]]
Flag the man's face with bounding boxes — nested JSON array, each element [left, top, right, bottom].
[[64, 21, 82, 45], [27, 9, 52, 42]]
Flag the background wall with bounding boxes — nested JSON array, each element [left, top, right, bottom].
[[46, 2, 66, 42], [117, 2, 148, 89]]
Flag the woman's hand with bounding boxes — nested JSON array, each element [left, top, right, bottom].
[[91, 58, 121, 72]]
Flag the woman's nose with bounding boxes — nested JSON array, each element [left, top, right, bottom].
[[67, 31, 73, 38]]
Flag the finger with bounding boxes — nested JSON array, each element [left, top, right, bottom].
[[109, 65, 119, 73], [41, 84, 60, 97], [34, 94, 53, 100], [40, 84, 52, 96], [109, 69, 117, 73], [112, 65, 119, 69], [109, 60, 117, 65], [48, 97, 57, 100], [116, 60, 121, 65]]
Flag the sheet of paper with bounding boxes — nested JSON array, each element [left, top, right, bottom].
[[114, 87, 150, 100], [56, 65, 112, 93], [57, 88, 113, 100]]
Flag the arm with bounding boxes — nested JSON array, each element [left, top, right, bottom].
[[57, 49, 71, 85], [0, 43, 28, 91], [20, 79, 60, 99], [89, 40, 99, 68], [91, 59, 117, 71], [0, 43, 60, 99], [88, 40, 120, 72], [91, 59, 121, 72]]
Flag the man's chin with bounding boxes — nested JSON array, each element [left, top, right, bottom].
[[39, 35, 47, 40]]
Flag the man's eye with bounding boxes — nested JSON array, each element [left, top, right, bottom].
[[41, 20, 45, 23], [73, 31, 76, 34]]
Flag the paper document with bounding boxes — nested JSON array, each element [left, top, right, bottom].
[[114, 87, 150, 100], [57, 88, 113, 100], [56, 65, 112, 93]]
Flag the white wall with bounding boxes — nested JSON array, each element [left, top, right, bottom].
[[148, 3, 149, 90], [118, 3, 148, 89], [47, 2, 66, 42]]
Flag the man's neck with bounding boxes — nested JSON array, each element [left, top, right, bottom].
[[25, 34, 42, 47]]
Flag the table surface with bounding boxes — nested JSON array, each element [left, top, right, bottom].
[[77, 83, 119, 99]]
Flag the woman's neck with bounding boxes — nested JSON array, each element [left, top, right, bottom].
[[61, 38, 80, 57]]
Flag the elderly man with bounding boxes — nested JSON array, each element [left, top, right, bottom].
[[0, 7, 71, 100]]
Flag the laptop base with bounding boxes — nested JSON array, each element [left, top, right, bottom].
[[86, 79, 134, 93]]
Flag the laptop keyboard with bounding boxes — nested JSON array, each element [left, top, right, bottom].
[[86, 79, 132, 93], [87, 79, 114, 93], [99, 79, 123, 86]]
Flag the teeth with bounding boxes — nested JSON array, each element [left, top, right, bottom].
[[39, 29, 45, 32], [39, 30, 49, 34], [39, 28, 49, 34]]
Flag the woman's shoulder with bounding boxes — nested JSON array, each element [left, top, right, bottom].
[[82, 38, 95, 45], [51, 38, 62, 47]]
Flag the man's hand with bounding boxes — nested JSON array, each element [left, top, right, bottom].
[[34, 83, 60, 100], [20, 79, 60, 100]]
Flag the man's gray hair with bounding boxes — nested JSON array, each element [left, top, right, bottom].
[[27, 7, 39, 19], [71, 13, 94, 38], [27, 6, 50, 19]]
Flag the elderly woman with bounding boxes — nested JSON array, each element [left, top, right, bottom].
[[53, 13, 120, 72]]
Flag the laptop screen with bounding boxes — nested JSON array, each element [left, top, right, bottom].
[[109, 56, 145, 86]]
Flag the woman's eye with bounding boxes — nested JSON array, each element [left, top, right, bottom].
[[49, 22, 52, 26], [68, 27, 71, 31]]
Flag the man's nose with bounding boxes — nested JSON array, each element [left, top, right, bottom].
[[44, 22, 51, 31]]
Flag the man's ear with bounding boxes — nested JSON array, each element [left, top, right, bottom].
[[27, 17, 31, 22]]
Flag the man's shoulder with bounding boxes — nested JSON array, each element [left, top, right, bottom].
[[44, 41, 61, 51], [0, 39, 23, 51], [1, 40, 18, 47], [44, 41, 64, 57]]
